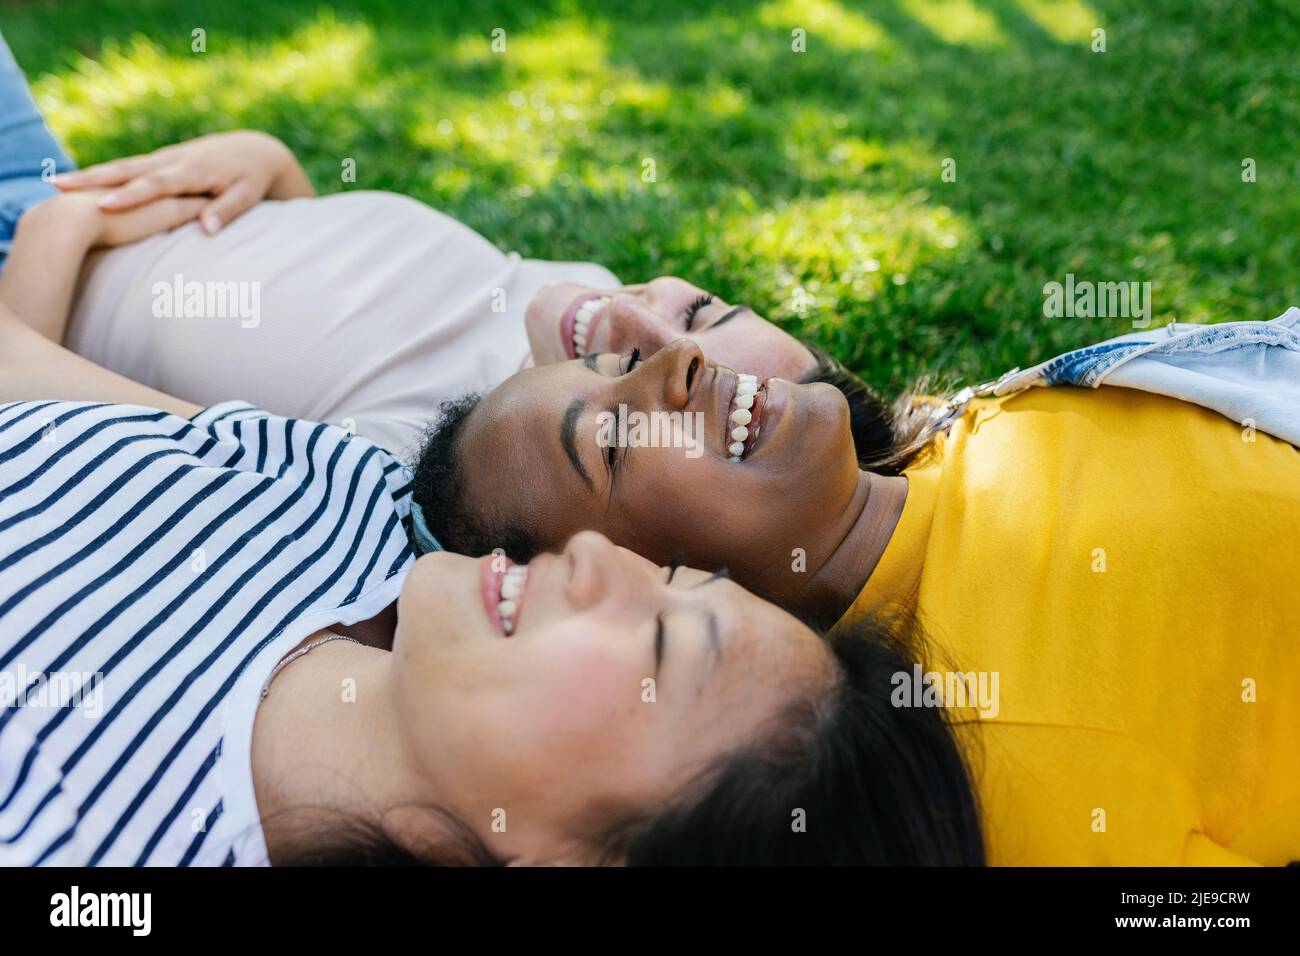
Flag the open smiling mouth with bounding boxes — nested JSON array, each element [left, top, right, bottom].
[[725, 372, 768, 462], [572, 295, 611, 357], [483, 558, 530, 635]]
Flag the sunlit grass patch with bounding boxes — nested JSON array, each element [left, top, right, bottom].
[[900, 0, 1008, 48], [33, 15, 373, 152], [757, 0, 893, 52], [1015, 0, 1103, 45]]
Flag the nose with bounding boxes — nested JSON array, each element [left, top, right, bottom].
[[605, 292, 678, 356], [629, 337, 703, 410], [562, 530, 622, 610]]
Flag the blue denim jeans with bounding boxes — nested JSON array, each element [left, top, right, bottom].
[[0, 31, 76, 272]]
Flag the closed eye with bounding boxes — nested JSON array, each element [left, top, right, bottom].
[[683, 294, 713, 331]]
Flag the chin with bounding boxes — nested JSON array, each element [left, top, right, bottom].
[[521, 301, 551, 359], [523, 286, 568, 362], [801, 380, 854, 438], [397, 553, 453, 619]]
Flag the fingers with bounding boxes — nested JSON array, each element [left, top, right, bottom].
[[130, 196, 209, 237], [198, 181, 256, 235], [162, 197, 210, 229], [52, 155, 154, 190], [92, 168, 196, 211]]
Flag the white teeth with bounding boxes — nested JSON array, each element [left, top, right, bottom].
[[498, 565, 529, 633], [725, 371, 761, 463], [571, 296, 611, 356]]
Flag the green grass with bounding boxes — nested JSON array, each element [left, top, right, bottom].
[[5, 0, 1298, 393]]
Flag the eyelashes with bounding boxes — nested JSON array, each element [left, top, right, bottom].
[[607, 347, 643, 471], [683, 294, 714, 331]]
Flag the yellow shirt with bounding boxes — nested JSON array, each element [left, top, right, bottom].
[[843, 385, 1300, 865]]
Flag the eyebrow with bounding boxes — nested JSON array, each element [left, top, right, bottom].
[[699, 608, 722, 669], [690, 570, 727, 668], [582, 353, 600, 372], [709, 305, 750, 330], [560, 397, 593, 491], [693, 568, 731, 588]]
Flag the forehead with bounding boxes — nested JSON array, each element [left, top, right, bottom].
[[711, 577, 829, 683], [472, 362, 588, 450], [700, 310, 816, 377], [461, 363, 599, 515]]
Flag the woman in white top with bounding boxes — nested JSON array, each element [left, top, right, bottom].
[[37, 131, 854, 461]]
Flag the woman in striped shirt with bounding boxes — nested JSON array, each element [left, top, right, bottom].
[[0, 298, 984, 866]]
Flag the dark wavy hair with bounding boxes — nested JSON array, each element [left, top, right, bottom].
[[279, 614, 984, 866], [799, 343, 937, 475]]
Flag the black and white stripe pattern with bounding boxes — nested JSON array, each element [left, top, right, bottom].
[[0, 400, 414, 865]]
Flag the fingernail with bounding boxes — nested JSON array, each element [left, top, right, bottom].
[[96, 193, 118, 207], [201, 212, 221, 235]]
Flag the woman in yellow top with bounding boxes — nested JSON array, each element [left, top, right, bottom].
[[846, 384, 1300, 865], [408, 325, 1300, 866]]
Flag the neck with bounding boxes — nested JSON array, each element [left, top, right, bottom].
[[329, 601, 398, 649], [794, 470, 909, 629], [250, 638, 423, 864]]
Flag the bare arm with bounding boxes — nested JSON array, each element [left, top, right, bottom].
[[0, 298, 200, 418], [0, 190, 206, 343]]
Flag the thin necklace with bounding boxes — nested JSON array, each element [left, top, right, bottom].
[[259, 634, 362, 701]]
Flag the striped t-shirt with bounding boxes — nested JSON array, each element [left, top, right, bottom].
[[0, 399, 415, 865]]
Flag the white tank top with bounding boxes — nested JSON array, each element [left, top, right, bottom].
[[66, 191, 619, 459]]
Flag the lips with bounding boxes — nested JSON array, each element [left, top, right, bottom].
[[479, 555, 529, 635], [560, 293, 611, 359], [713, 368, 776, 462]]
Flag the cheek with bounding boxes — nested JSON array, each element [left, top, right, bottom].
[[474, 649, 655, 790], [633, 459, 771, 564], [396, 642, 652, 788], [627, 461, 728, 556], [530, 653, 649, 737], [706, 327, 809, 381], [523, 286, 573, 359]]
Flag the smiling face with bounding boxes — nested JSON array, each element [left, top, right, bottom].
[[391, 530, 834, 864], [524, 276, 817, 383], [451, 338, 862, 602]]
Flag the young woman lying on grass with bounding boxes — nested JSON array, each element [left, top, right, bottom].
[[0, 298, 984, 867], [409, 336, 1300, 867]]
